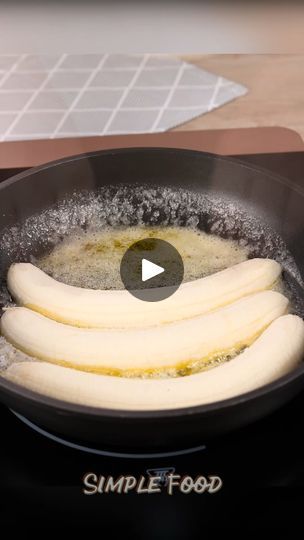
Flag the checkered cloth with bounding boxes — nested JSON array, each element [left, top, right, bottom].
[[0, 54, 247, 141]]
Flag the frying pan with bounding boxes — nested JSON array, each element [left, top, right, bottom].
[[0, 147, 303, 453]]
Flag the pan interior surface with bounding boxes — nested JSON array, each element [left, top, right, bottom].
[[0, 183, 303, 378]]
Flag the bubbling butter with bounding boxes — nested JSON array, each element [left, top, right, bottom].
[[37, 225, 249, 290]]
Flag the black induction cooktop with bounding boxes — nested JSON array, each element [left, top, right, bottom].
[[0, 152, 304, 534]]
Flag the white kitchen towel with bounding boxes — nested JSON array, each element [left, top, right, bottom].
[[0, 54, 247, 141]]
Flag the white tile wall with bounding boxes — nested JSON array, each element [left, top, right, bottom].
[[0, 54, 247, 141]]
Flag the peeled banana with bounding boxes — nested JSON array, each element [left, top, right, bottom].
[[7, 259, 281, 329], [1, 291, 288, 375], [3, 315, 304, 410]]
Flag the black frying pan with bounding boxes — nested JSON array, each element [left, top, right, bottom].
[[0, 147, 303, 453]]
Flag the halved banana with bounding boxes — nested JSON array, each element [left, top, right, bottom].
[[3, 315, 304, 410], [0, 291, 288, 375], [7, 258, 281, 329]]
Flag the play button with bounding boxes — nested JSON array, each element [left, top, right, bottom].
[[120, 238, 184, 302], [142, 259, 164, 282]]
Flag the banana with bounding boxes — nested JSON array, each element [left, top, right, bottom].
[[7, 259, 281, 329], [0, 291, 288, 375], [3, 315, 304, 410]]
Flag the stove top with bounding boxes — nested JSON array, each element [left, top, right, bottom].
[[1, 151, 304, 532]]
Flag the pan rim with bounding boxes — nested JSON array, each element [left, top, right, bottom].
[[1, 146, 304, 197], [0, 146, 304, 420]]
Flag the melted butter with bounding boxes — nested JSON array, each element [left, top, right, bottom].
[[37, 225, 249, 290]]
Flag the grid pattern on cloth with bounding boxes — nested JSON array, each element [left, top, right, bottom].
[[0, 54, 247, 140]]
